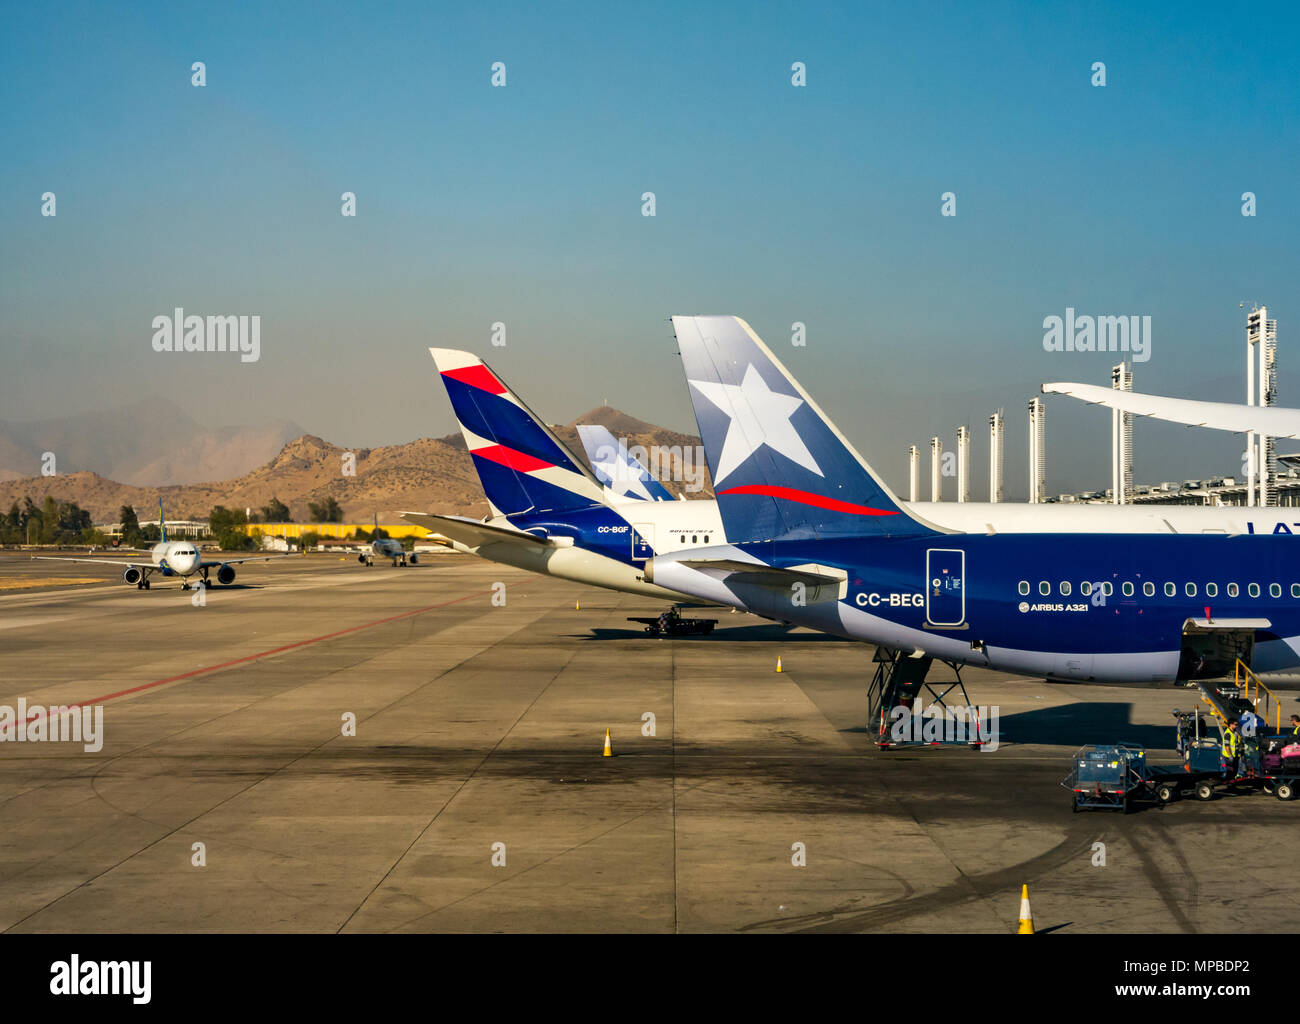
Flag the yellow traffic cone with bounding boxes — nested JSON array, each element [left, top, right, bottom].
[[602, 729, 613, 757], [776, 656, 783, 673], [576, 601, 580, 611], [1016, 884, 1034, 934]]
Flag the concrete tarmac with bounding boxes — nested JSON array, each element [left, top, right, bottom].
[[1, 550, 1296, 933]]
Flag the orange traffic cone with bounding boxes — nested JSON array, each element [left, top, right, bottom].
[[602, 729, 613, 757], [1017, 884, 1034, 934]]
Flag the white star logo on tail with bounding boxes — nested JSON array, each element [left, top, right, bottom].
[[591, 449, 654, 501], [689, 364, 823, 487]]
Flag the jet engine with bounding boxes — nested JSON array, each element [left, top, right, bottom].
[[123, 566, 143, 585], [216, 564, 236, 585], [409, 554, 419, 564]]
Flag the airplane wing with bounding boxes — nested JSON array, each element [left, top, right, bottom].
[[33, 556, 147, 566], [197, 553, 297, 567], [1042, 382, 1300, 439], [400, 512, 552, 548]]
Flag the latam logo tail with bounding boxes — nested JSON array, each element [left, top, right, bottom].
[[670, 315, 940, 541], [429, 349, 606, 517], [575, 423, 675, 503]]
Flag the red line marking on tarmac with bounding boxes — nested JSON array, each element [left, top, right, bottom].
[[1, 588, 492, 733]]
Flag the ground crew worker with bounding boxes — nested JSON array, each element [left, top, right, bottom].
[[1290, 714, 1300, 736], [1223, 719, 1242, 775]]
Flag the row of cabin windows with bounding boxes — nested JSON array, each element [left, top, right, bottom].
[[1018, 580, 1295, 600], [678, 535, 711, 544]]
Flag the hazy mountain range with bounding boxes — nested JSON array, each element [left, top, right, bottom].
[[0, 403, 711, 524], [0, 398, 304, 486]]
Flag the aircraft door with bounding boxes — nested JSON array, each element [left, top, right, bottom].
[[925, 548, 965, 626], [632, 523, 654, 560]]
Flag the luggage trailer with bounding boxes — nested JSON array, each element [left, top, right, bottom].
[[1063, 744, 1227, 813]]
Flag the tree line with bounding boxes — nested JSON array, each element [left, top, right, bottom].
[[1, 497, 99, 545], [3, 493, 354, 549]]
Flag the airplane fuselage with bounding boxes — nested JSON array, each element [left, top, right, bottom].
[[150, 541, 202, 577], [649, 531, 1300, 683]]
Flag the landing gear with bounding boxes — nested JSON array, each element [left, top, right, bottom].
[[136, 579, 150, 590]]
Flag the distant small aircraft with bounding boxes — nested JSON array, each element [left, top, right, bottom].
[[37, 500, 288, 590], [358, 536, 417, 567]]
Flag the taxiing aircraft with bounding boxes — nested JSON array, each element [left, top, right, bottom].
[[644, 316, 1300, 684], [37, 501, 288, 590], [358, 536, 418, 567]]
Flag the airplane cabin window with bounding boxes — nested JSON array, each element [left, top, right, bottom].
[[1227, 583, 1239, 597], [703, 536, 709, 544], [1101, 582, 1113, 596], [1206, 583, 1218, 597], [1185, 583, 1197, 597], [1039, 581, 1049, 595], [1060, 581, 1071, 596], [1143, 582, 1155, 596], [1292, 584, 1300, 599], [1122, 582, 1133, 597], [1164, 582, 1175, 597], [1249, 583, 1261, 598], [1080, 581, 1092, 595], [1019, 581, 1029, 595], [1270, 583, 1282, 598]]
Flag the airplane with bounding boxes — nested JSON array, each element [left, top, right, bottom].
[[580, 403, 1287, 538], [36, 500, 288, 590], [576, 423, 676, 502], [402, 348, 1300, 614], [401, 349, 724, 602], [642, 315, 1300, 689], [358, 536, 418, 567]]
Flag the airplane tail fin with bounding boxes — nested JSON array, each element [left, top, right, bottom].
[[159, 498, 167, 543], [429, 349, 606, 517], [670, 315, 939, 542], [576, 424, 675, 502]]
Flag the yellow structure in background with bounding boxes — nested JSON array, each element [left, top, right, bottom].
[[236, 523, 433, 540]]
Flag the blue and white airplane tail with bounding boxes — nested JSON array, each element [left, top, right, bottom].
[[430, 349, 606, 517], [576, 423, 675, 503], [670, 315, 940, 542]]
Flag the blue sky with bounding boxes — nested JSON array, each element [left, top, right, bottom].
[[3, 1, 1299, 498]]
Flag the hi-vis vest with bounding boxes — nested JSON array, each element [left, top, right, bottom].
[[1224, 730, 1240, 756]]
